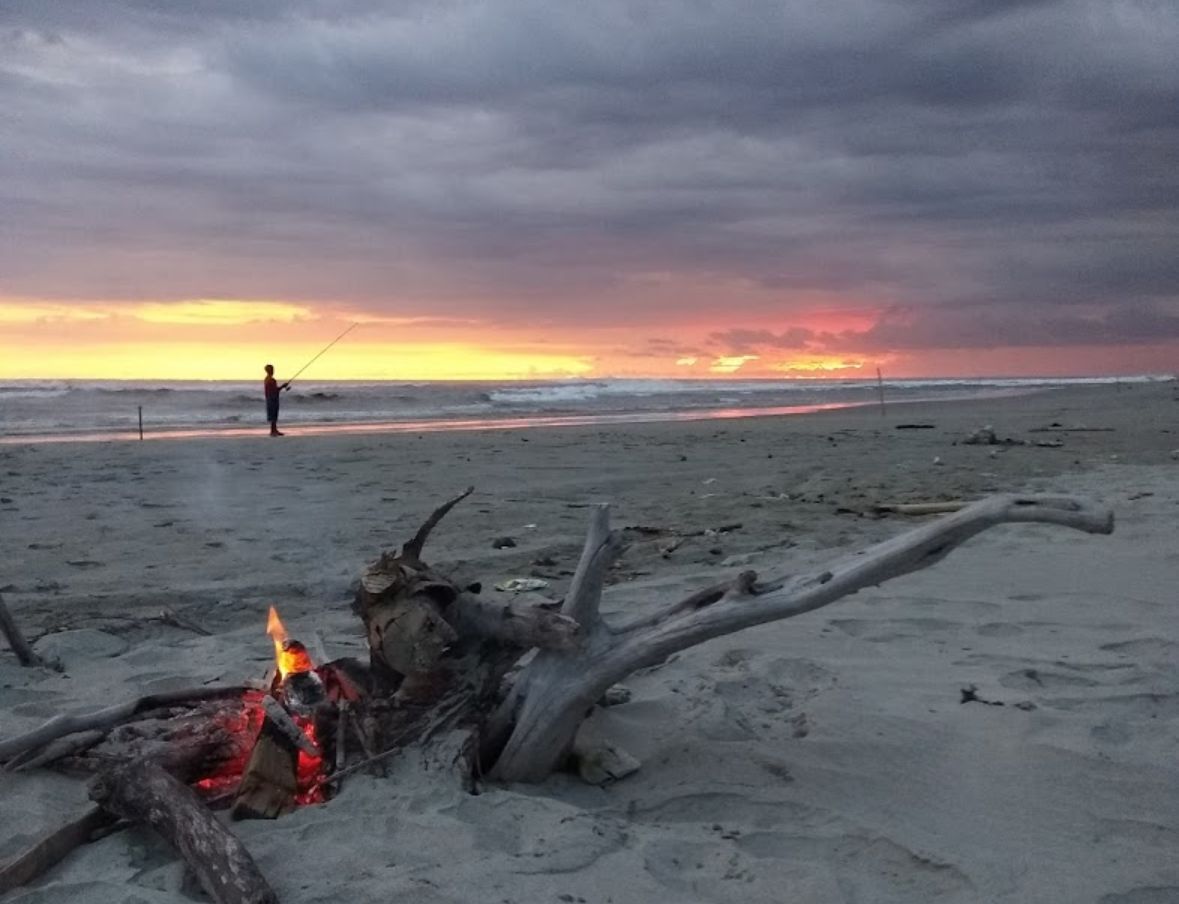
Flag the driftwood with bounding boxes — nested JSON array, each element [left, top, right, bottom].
[[1, 733, 236, 895], [0, 592, 53, 669], [486, 494, 1113, 781], [4, 729, 105, 772], [0, 806, 118, 895], [0, 685, 248, 764], [873, 501, 967, 515], [335, 489, 1116, 784], [92, 759, 277, 904]]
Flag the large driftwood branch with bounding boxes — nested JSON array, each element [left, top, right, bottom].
[[91, 759, 277, 904], [609, 494, 1113, 661], [0, 686, 248, 764], [0, 593, 54, 669], [489, 494, 1113, 781]]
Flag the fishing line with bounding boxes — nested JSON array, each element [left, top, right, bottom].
[[284, 322, 359, 386]]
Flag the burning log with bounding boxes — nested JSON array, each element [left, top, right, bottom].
[[231, 709, 301, 820], [232, 608, 336, 819], [91, 759, 278, 904]]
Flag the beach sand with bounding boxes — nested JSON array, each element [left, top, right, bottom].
[[2, 382, 1178, 903]]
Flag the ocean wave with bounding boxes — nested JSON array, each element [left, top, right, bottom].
[[92, 387, 176, 396]]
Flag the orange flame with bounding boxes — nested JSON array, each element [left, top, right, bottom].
[[267, 605, 313, 679]]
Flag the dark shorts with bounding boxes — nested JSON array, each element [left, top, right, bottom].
[[266, 399, 279, 422]]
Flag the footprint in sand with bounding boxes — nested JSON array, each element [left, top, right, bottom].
[[999, 668, 1100, 691], [1099, 638, 1178, 659], [1042, 692, 1179, 719], [828, 617, 959, 642], [641, 821, 968, 904], [679, 652, 837, 741], [1099, 889, 1179, 904]]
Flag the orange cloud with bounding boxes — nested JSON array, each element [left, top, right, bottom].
[[132, 300, 313, 325]]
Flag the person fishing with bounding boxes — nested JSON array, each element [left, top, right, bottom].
[[263, 364, 290, 436], [261, 323, 358, 437]]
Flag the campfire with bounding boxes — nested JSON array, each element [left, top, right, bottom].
[[192, 605, 365, 818]]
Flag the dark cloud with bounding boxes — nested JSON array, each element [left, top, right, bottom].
[[708, 328, 814, 354], [817, 302, 1179, 351], [0, 0, 1176, 347]]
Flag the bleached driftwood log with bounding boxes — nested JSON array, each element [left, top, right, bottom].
[[487, 494, 1113, 781], [91, 759, 277, 904]]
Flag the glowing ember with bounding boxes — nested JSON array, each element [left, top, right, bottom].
[[192, 689, 266, 796], [295, 720, 325, 805], [267, 605, 314, 679], [190, 607, 331, 809]]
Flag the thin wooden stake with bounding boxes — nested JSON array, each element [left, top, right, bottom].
[[876, 367, 886, 416]]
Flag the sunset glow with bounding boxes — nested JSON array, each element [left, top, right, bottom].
[[3, 293, 1178, 380]]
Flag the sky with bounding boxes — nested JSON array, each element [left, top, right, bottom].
[[1, 0, 1177, 380]]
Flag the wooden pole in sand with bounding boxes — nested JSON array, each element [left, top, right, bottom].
[[876, 367, 886, 416], [138, 406, 144, 441]]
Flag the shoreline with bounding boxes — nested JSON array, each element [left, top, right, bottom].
[[0, 388, 1038, 446]]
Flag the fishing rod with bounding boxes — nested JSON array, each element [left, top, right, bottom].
[[284, 322, 359, 387]]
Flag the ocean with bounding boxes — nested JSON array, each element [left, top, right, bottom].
[[0, 376, 1167, 443]]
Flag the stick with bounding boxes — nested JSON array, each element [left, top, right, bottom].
[[873, 501, 967, 515], [0, 685, 247, 763], [6, 729, 105, 772], [332, 702, 349, 791], [876, 367, 885, 416], [0, 592, 52, 669], [91, 760, 278, 904], [401, 486, 475, 561], [0, 806, 118, 895], [158, 608, 212, 636]]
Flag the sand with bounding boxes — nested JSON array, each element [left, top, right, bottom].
[[2, 382, 1178, 903]]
